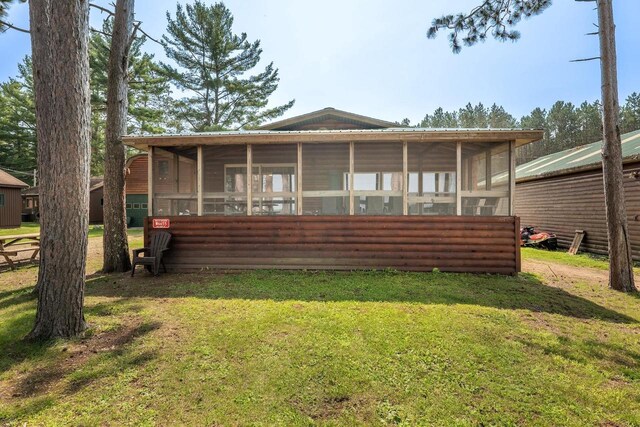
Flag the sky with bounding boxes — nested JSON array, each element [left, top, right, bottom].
[[1, 0, 639, 124]]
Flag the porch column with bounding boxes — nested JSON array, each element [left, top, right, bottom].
[[349, 141, 354, 215], [197, 145, 203, 216], [509, 140, 516, 216], [297, 142, 302, 215], [402, 141, 408, 215], [246, 144, 252, 216], [456, 142, 462, 215], [147, 146, 153, 216]]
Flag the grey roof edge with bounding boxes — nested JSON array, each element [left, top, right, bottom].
[[516, 154, 640, 183]]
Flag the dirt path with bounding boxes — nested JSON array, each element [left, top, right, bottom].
[[522, 258, 611, 288]]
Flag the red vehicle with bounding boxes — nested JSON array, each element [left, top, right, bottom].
[[520, 226, 558, 250]]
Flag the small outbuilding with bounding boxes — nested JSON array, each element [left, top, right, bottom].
[[22, 177, 105, 224], [515, 129, 640, 259], [0, 169, 29, 228], [125, 154, 149, 227], [124, 107, 543, 274]]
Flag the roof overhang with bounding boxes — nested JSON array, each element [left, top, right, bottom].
[[124, 128, 544, 151]]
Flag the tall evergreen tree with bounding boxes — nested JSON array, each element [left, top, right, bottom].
[[576, 100, 602, 146], [620, 92, 640, 133], [162, 1, 294, 131], [420, 107, 458, 128], [0, 57, 36, 182], [488, 103, 517, 128], [546, 101, 580, 151], [518, 107, 548, 164]]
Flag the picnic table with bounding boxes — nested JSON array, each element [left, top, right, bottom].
[[0, 233, 40, 270]]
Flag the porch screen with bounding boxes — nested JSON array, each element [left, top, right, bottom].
[[202, 145, 247, 215], [152, 147, 197, 216], [352, 142, 403, 215], [460, 142, 510, 216], [301, 143, 349, 215], [407, 142, 457, 215], [251, 144, 297, 215]]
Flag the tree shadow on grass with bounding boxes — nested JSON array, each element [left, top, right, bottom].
[[85, 270, 637, 324], [0, 319, 160, 422]]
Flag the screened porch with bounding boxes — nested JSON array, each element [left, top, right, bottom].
[[149, 140, 514, 218]]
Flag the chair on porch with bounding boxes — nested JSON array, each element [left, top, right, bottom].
[[131, 231, 172, 277]]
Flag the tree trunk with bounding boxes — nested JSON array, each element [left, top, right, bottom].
[[598, 0, 636, 292], [27, 0, 91, 339], [103, 0, 134, 273]]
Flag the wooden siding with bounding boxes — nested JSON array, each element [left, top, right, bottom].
[[0, 187, 23, 228], [125, 155, 148, 194], [515, 161, 640, 259], [89, 186, 104, 224], [145, 215, 520, 274]]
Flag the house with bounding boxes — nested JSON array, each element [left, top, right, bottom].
[[515, 129, 640, 259], [0, 169, 29, 228], [22, 177, 105, 224], [124, 107, 543, 274], [125, 154, 149, 227]]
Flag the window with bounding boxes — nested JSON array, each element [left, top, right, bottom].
[[250, 144, 297, 215], [352, 142, 403, 215], [301, 143, 349, 215], [100, 198, 104, 206], [0, 193, 4, 207], [141, 203, 148, 209], [126, 203, 132, 209], [133, 203, 140, 209], [157, 159, 170, 180], [461, 142, 510, 216]]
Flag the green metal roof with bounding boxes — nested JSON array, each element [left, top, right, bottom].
[[516, 129, 640, 182]]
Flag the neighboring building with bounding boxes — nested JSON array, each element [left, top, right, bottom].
[[515, 129, 640, 259], [125, 154, 149, 227], [0, 169, 29, 228], [124, 107, 542, 274], [22, 177, 105, 224]]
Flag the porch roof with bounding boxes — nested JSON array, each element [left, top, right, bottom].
[[124, 128, 543, 151]]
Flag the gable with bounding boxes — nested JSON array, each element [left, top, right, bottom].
[[259, 107, 399, 131]]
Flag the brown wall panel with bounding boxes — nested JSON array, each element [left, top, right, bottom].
[[0, 187, 24, 228], [515, 161, 640, 259], [145, 215, 519, 274], [125, 155, 148, 195]]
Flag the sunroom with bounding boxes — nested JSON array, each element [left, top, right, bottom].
[[124, 108, 542, 274]]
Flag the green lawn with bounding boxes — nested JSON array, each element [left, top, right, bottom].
[[522, 247, 640, 272], [0, 246, 639, 425], [0, 223, 142, 238]]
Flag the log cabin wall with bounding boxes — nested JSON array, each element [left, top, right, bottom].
[[515, 161, 640, 260], [89, 186, 104, 224], [145, 215, 521, 274]]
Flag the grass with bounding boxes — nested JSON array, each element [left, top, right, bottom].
[[0, 223, 143, 238], [0, 242, 639, 425], [522, 247, 640, 272]]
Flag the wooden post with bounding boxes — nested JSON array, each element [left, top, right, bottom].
[[349, 141, 355, 215], [297, 142, 303, 215], [197, 145, 203, 216], [485, 149, 492, 191], [147, 146, 153, 216], [402, 141, 408, 215], [509, 141, 516, 216], [456, 142, 462, 215], [246, 144, 252, 216]]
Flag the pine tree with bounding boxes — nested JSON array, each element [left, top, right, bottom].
[[0, 57, 36, 183], [620, 92, 640, 133], [488, 103, 516, 128], [162, 1, 294, 131]]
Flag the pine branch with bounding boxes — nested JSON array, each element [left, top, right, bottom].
[[0, 19, 29, 33]]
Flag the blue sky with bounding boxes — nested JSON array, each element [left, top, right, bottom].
[[1, 0, 638, 124]]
